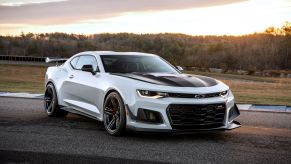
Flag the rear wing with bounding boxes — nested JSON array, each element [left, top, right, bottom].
[[45, 57, 68, 64]]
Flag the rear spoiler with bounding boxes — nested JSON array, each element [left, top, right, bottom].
[[45, 57, 68, 63]]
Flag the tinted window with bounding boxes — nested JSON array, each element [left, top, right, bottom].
[[70, 57, 79, 69], [101, 55, 179, 74], [75, 55, 98, 71]]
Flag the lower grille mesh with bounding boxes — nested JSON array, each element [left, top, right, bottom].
[[167, 104, 226, 129]]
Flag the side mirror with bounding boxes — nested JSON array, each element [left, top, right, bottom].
[[81, 64, 96, 75], [176, 66, 183, 71]]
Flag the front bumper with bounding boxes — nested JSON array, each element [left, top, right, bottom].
[[127, 121, 241, 133], [125, 91, 240, 132]]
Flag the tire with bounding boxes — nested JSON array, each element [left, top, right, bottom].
[[103, 92, 126, 136], [44, 83, 68, 117]]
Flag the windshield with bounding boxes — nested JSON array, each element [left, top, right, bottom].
[[101, 55, 179, 74]]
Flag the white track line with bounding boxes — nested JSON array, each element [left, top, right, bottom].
[[0, 92, 43, 99]]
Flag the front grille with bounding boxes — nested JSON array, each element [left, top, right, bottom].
[[168, 92, 219, 98], [167, 104, 226, 129]]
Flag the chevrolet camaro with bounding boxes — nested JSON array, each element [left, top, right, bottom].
[[44, 51, 240, 136]]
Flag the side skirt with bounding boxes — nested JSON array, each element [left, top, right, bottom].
[[60, 106, 99, 121]]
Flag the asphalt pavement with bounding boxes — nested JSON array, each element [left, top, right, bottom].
[[0, 97, 291, 164]]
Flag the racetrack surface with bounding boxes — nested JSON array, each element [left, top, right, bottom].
[[0, 97, 291, 164]]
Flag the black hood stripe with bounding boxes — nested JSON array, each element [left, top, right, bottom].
[[111, 73, 218, 87]]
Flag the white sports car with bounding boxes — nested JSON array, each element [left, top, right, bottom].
[[44, 51, 240, 136]]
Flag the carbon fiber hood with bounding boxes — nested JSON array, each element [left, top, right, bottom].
[[111, 73, 218, 87]]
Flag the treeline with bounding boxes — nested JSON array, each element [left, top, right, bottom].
[[0, 22, 290, 70]]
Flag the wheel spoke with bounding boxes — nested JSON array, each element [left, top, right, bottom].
[[105, 107, 113, 112], [44, 97, 51, 103], [107, 117, 116, 130], [47, 103, 53, 112], [45, 100, 49, 108], [104, 107, 114, 115], [105, 111, 113, 115], [115, 115, 120, 128]]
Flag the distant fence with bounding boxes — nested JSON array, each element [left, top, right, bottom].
[[0, 55, 46, 62]]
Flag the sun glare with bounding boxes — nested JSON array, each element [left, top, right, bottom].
[[0, 0, 290, 36]]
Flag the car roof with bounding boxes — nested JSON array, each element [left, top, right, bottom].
[[79, 51, 157, 57]]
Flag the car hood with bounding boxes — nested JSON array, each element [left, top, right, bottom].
[[111, 73, 218, 87]]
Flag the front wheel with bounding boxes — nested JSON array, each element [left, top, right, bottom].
[[103, 92, 126, 136], [44, 83, 68, 117]]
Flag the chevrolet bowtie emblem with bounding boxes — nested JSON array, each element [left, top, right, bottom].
[[194, 94, 205, 98]]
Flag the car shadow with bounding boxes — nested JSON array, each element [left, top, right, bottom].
[[59, 113, 234, 142]]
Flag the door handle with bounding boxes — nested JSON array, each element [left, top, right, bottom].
[[69, 75, 74, 79]]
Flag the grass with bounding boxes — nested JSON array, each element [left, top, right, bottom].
[[186, 71, 291, 106], [0, 64, 291, 106], [0, 64, 46, 93]]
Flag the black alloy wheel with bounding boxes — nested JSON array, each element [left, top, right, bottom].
[[103, 92, 126, 136], [44, 83, 68, 117]]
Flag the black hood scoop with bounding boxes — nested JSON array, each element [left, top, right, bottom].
[[111, 73, 218, 87]]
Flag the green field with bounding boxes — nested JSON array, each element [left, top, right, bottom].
[[185, 71, 291, 106], [0, 64, 291, 106], [0, 64, 46, 93]]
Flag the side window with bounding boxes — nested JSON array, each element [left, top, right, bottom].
[[70, 57, 79, 69], [75, 55, 98, 71]]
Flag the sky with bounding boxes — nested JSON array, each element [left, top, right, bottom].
[[0, 0, 290, 36]]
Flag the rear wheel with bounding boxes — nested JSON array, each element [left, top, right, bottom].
[[103, 92, 126, 136], [44, 83, 68, 117]]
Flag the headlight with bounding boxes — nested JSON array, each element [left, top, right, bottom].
[[137, 90, 169, 99], [219, 90, 228, 98], [137, 90, 229, 99]]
